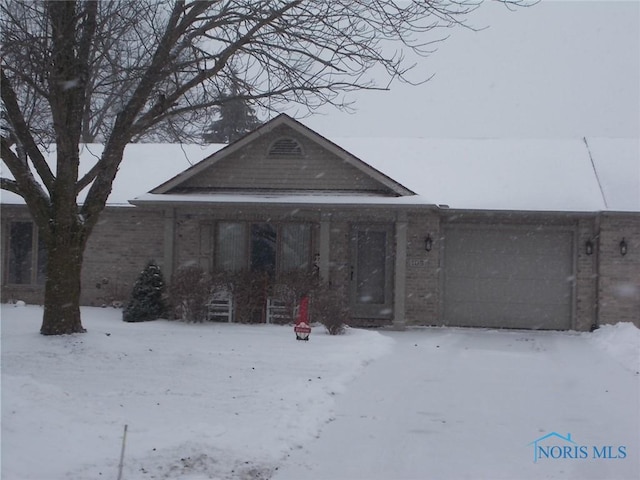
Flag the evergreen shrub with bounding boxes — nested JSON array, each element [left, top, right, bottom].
[[122, 261, 167, 322]]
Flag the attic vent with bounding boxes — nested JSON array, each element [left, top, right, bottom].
[[268, 137, 303, 157]]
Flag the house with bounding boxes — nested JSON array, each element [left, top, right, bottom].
[[2, 114, 639, 330]]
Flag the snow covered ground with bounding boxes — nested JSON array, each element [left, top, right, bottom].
[[1, 305, 638, 480]]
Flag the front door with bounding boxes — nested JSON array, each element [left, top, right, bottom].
[[350, 225, 394, 319]]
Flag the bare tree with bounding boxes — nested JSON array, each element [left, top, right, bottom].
[[1, 0, 530, 335]]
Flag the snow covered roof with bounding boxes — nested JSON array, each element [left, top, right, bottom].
[[335, 137, 639, 212], [2, 136, 638, 212], [1, 143, 223, 207]]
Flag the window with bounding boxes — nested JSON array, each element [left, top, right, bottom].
[[251, 223, 277, 277], [281, 223, 310, 272], [214, 222, 311, 275], [268, 137, 303, 157], [215, 222, 246, 271], [7, 221, 47, 285]]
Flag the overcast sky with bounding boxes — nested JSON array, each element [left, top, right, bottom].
[[291, 0, 640, 139]]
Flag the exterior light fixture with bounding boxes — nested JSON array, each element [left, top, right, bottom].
[[425, 234, 433, 252], [585, 239, 594, 256], [620, 238, 628, 256]]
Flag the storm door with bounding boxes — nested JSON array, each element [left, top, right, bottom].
[[350, 225, 394, 319]]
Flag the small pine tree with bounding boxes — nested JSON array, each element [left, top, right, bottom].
[[202, 86, 262, 143], [123, 261, 167, 322]]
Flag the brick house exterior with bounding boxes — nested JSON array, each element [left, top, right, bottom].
[[2, 114, 638, 330], [597, 213, 640, 325]]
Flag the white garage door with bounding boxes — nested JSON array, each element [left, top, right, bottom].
[[443, 226, 574, 330]]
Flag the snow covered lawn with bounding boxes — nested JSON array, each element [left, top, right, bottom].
[[1, 305, 393, 479], [2, 304, 638, 479]]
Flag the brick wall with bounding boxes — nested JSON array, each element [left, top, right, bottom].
[[81, 207, 165, 306], [575, 217, 598, 331], [597, 213, 640, 327], [174, 212, 202, 271], [405, 210, 441, 325], [1, 205, 165, 306]]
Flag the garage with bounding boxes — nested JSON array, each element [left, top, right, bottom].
[[443, 226, 574, 330]]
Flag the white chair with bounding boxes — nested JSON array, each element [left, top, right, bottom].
[[266, 285, 297, 324], [266, 297, 290, 324], [207, 288, 233, 322]]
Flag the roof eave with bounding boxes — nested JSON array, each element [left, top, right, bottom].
[[129, 194, 431, 209]]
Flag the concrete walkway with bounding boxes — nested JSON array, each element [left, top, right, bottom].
[[272, 328, 639, 480]]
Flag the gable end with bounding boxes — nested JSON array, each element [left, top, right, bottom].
[[150, 114, 415, 198]]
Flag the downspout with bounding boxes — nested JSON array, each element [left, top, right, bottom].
[[393, 211, 408, 328]]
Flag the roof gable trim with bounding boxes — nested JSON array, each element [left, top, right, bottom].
[[151, 114, 415, 197]]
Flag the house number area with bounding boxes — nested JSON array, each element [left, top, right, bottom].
[[408, 259, 428, 267]]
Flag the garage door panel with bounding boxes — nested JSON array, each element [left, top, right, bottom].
[[446, 230, 571, 254], [446, 253, 570, 280], [445, 301, 571, 329], [443, 227, 574, 330], [445, 276, 572, 306]]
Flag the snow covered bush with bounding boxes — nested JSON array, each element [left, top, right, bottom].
[[169, 265, 210, 322], [223, 270, 270, 323], [310, 284, 348, 335], [162, 266, 349, 330], [273, 272, 348, 334], [122, 261, 167, 323], [268, 270, 319, 325]]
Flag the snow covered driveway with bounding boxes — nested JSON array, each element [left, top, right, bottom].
[[274, 327, 640, 480]]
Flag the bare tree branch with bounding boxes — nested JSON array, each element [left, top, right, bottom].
[[1, 68, 55, 191], [0, 136, 51, 229], [0, 177, 21, 195]]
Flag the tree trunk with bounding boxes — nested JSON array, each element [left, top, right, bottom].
[[40, 228, 87, 335]]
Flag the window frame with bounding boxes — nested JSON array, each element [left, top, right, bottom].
[[213, 221, 312, 276], [5, 220, 47, 286]]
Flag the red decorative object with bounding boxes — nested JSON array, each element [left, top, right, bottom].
[[294, 296, 311, 341]]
